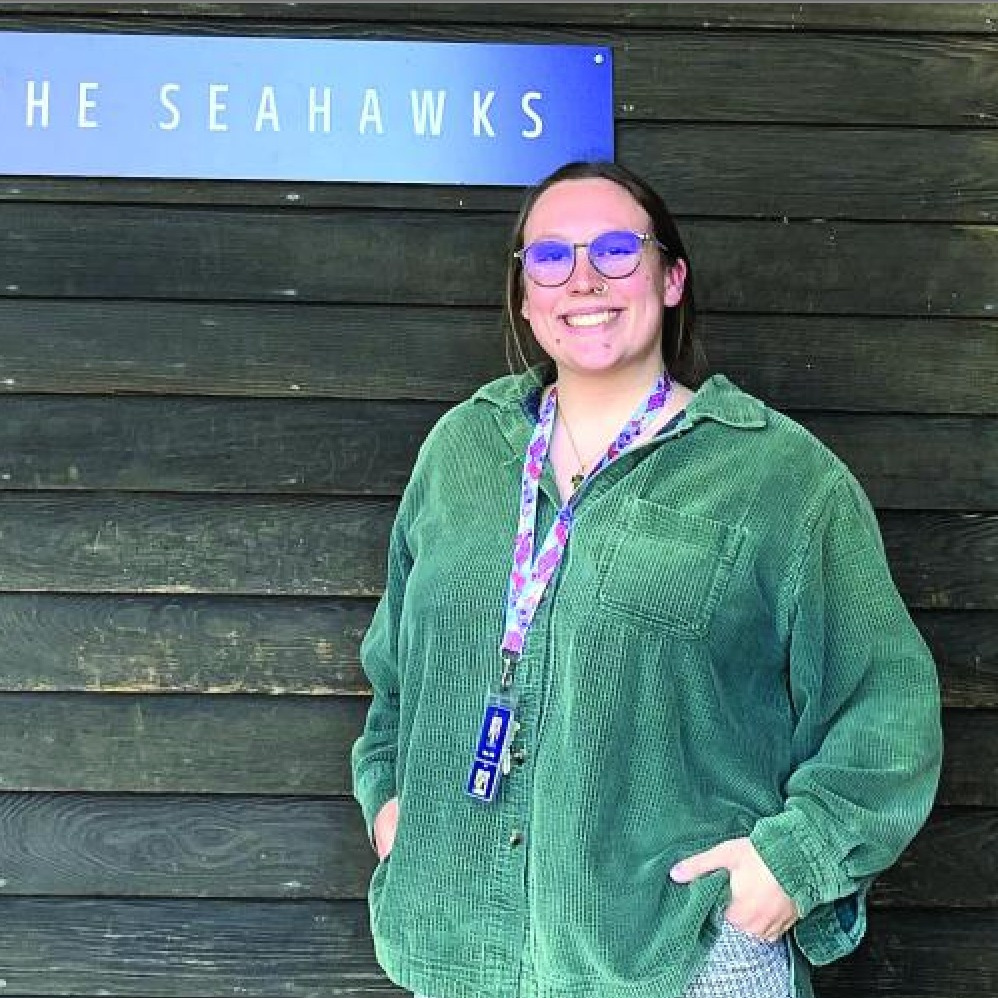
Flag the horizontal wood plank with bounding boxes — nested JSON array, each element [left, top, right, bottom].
[[0, 595, 988, 707], [0, 896, 987, 996], [814, 909, 998, 996], [622, 124, 998, 223], [0, 395, 992, 509], [0, 301, 994, 416], [0, 301, 509, 402], [0, 396, 446, 495], [0, 793, 374, 899], [914, 611, 998, 709], [703, 314, 998, 416], [0, 497, 992, 608], [0, 17, 994, 126], [871, 807, 998, 910], [0, 494, 396, 596], [5, 4, 998, 33], [0, 695, 985, 802], [0, 794, 990, 909], [2, 206, 996, 317], [620, 31, 998, 126], [797, 414, 998, 511], [7, 123, 998, 222], [0, 693, 366, 793], [881, 512, 998, 611], [0, 896, 386, 996], [938, 709, 998, 806], [0, 593, 375, 694]]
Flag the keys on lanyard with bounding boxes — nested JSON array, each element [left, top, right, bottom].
[[466, 372, 672, 803]]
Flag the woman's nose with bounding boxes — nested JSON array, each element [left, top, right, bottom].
[[567, 246, 605, 294]]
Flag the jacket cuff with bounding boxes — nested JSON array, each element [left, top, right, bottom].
[[749, 807, 850, 920], [354, 762, 397, 841]]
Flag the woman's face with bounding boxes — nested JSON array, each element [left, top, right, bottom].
[[519, 178, 686, 381]]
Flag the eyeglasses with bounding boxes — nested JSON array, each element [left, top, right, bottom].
[[514, 229, 667, 288]]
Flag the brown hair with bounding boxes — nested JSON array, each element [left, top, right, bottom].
[[504, 161, 700, 385]]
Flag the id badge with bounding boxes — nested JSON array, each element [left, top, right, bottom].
[[466, 691, 516, 803]]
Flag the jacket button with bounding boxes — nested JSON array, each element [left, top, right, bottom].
[[511, 749, 527, 766], [509, 829, 525, 847]]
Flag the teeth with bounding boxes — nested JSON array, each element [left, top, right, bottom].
[[564, 310, 614, 328]]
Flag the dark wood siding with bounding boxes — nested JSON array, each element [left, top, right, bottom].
[[0, 3, 994, 995]]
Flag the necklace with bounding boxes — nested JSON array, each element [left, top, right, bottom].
[[558, 414, 588, 493], [555, 371, 672, 494]]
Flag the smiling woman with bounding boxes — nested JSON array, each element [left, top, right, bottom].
[[351, 160, 944, 998]]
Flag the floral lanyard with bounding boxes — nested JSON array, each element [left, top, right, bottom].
[[501, 370, 672, 668]]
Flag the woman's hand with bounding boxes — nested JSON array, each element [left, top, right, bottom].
[[670, 837, 799, 941], [373, 797, 399, 860]]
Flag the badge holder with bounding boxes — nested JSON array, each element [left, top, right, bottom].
[[466, 688, 518, 803]]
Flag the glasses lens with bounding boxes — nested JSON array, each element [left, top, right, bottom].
[[589, 230, 644, 279], [522, 240, 574, 286]]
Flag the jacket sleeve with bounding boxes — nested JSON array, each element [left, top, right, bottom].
[[749, 469, 943, 964], [350, 497, 414, 839]]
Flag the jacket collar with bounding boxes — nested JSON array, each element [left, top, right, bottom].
[[473, 369, 768, 443]]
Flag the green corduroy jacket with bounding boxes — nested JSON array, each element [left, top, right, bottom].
[[352, 371, 943, 998]]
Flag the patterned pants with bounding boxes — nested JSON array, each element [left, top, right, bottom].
[[683, 919, 791, 997]]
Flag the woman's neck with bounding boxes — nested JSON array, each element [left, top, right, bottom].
[[552, 363, 668, 431]]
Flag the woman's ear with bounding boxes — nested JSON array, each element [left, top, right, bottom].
[[664, 258, 687, 308]]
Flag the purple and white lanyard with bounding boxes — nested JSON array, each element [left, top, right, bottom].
[[499, 371, 673, 681]]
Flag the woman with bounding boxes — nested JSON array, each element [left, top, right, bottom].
[[351, 161, 943, 998]]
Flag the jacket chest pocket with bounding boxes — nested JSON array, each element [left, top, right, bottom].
[[596, 499, 744, 638]]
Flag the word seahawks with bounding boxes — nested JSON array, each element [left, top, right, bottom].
[[12, 80, 546, 139]]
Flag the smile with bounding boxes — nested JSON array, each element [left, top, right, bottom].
[[562, 310, 619, 329]]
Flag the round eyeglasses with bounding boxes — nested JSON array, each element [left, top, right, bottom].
[[514, 229, 667, 288]]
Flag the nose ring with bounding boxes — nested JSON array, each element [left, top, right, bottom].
[[592, 283, 607, 295]]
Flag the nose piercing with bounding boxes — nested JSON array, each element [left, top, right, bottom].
[[592, 284, 607, 295]]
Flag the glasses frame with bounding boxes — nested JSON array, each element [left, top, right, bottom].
[[514, 230, 668, 288]]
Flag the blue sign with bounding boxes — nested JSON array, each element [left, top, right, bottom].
[[0, 32, 614, 185]]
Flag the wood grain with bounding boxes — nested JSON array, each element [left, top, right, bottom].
[[914, 611, 998, 708], [5, 4, 998, 32], [2, 206, 996, 317], [0, 896, 386, 996], [0, 395, 446, 495], [0, 793, 375, 898], [881, 512, 998, 611], [0, 593, 376, 694], [797, 414, 998, 511], [0, 493, 396, 596], [0, 693, 367, 793]]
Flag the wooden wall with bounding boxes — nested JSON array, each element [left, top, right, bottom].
[[0, 3, 994, 995]]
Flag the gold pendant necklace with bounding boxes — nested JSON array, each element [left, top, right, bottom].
[[559, 408, 588, 493]]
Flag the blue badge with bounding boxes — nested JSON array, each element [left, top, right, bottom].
[[467, 698, 515, 803]]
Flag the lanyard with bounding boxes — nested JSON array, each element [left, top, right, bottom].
[[500, 372, 672, 676]]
